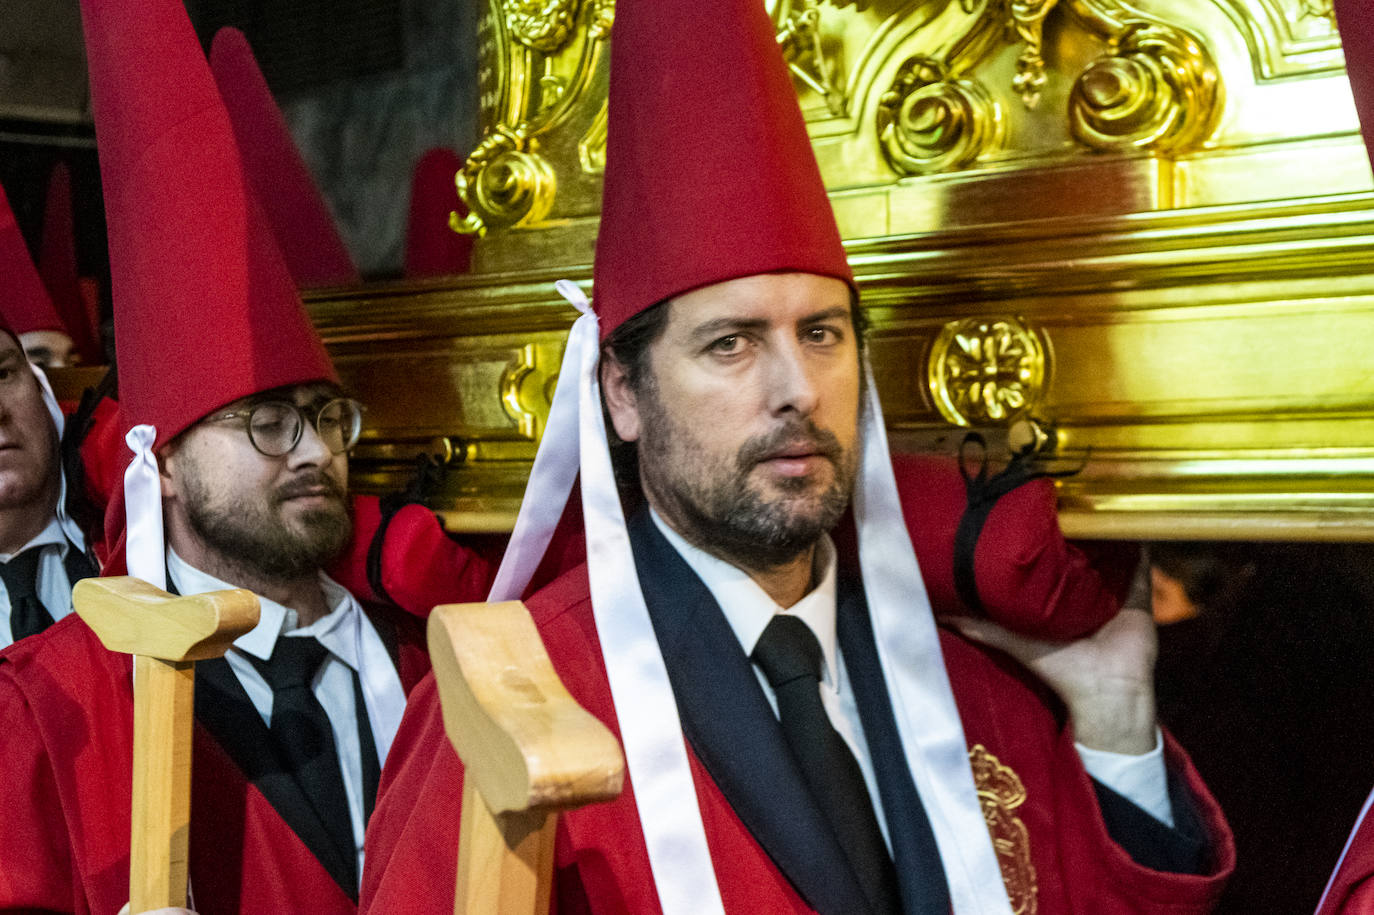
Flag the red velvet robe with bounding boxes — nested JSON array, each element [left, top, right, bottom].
[[361, 563, 1235, 914], [0, 609, 429, 914], [1317, 795, 1374, 914]]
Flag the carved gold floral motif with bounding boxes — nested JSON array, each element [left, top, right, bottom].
[[504, 0, 584, 52], [970, 745, 1037, 914], [928, 316, 1045, 427], [878, 57, 1003, 175]]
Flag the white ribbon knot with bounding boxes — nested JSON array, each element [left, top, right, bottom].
[[124, 423, 166, 589]]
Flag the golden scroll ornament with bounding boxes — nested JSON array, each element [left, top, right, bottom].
[[970, 744, 1038, 915]]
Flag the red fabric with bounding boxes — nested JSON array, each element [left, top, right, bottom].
[[404, 148, 473, 278], [0, 610, 430, 913], [1318, 797, 1374, 914], [81, 0, 337, 450], [1336, 0, 1374, 172], [326, 496, 500, 619], [362, 563, 1234, 914], [209, 27, 360, 288], [0, 180, 62, 336], [591, 0, 852, 339], [37, 163, 104, 364], [879, 454, 1134, 639]]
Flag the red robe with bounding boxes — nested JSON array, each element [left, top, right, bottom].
[[0, 609, 429, 914], [1317, 794, 1374, 914], [361, 562, 1234, 914]]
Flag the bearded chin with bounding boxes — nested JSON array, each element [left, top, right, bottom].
[[188, 496, 353, 581], [691, 478, 850, 569]]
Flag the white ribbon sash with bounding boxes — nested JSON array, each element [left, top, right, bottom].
[[853, 360, 1013, 915], [123, 424, 166, 589], [485, 281, 726, 915]]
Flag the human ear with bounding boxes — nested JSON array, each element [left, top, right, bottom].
[[157, 443, 178, 501], [600, 351, 642, 443]]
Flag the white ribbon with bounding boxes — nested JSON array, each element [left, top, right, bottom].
[[485, 280, 726, 915], [1317, 785, 1374, 913], [29, 363, 87, 554], [485, 280, 595, 602], [123, 424, 165, 590], [852, 357, 1014, 915]]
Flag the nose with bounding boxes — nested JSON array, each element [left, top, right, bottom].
[[285, 414, 332, 469], [764, 338, 820, 418]]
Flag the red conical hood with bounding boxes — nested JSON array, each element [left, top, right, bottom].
[[210, 27, 360, 288], [38, 163, 104, 364], [1336, 0, 1374, 171], [591, 0, 853, 340], [81, 0, 338, 450], [404, 147, 473, 278], [0, 181, 65, 336]]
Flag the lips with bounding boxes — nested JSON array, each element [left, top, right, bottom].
[[738, 422, 844, 474], [276, 474, 344, 503]]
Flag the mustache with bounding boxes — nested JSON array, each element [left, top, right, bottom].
[[274, 472, 347, 502], [735, 419, 843, 471]]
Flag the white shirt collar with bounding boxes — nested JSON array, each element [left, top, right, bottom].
[[648, 508, 840, 686], [0, 515, 71, 563], [166, 547, 361, 669]]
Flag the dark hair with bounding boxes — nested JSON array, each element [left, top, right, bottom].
[[598, 286, 868, 495]]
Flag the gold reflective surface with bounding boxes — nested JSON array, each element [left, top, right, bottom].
[[309, 0, 1374, 540]]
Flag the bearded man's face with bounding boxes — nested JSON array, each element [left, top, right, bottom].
[[162, 383, 352, 581], [605, 272, 862, 569]]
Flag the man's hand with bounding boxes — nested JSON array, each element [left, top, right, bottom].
[[947, 607, 1159, 755]]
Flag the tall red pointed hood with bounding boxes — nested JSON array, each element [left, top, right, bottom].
[[210, 27, 360, 288], [591, 0, 852, 340], [38, 163, 104, 364], [81, 0, 338, 450], [0, 181, 65, 336], [404, 147, 473, 278], [1336, 0, 1374, 171]]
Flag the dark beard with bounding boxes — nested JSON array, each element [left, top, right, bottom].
[[184, 470, 352, 581], [639, 394, 858, 571]]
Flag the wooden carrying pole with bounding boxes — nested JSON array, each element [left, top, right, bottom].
[[428, 601, 625, 915], [74, 576, 259, 913]]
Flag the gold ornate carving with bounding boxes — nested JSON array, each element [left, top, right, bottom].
[[499, 343, 560, 440], [1010, 0, 1061, 108], [928, 317, 1045, 428], [453, 126, 557, 237], [778, 1, 847, 116], [504, 0, 584, 53], [579, 100, 608, 174], [878, 58, 1003, 176], [969, 745, 1037, 915], [1067, 4, 1222, 153]]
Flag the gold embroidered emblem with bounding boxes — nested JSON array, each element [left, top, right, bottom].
[[969, 745, 1038, 914]]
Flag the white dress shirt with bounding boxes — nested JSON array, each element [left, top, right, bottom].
[[649, 509, 1175, 841], [0, 516, 82, 650], [167, 549, 407, 890]]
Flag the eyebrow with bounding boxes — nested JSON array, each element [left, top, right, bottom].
[[687, 306, 852, 343]]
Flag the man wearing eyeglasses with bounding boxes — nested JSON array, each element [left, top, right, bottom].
[[0, 0, 468, 910]]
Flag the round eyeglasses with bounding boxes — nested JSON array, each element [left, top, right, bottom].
[[208, 397, 365, 457]]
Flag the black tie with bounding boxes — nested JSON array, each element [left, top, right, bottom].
[[3, 549, 53, 641], [753, 615, 902, 915], [252, 636, 357, 891]]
